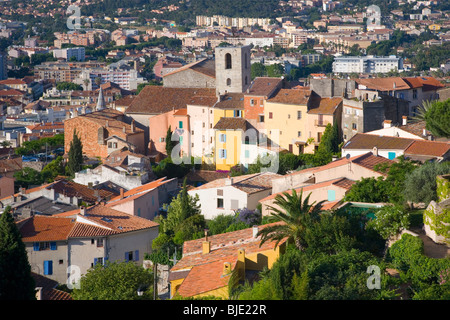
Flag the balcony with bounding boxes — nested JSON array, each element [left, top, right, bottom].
[[314, 119, 330, 127]]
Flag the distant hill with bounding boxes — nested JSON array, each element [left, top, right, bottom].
[[82, 0, 284, 24]]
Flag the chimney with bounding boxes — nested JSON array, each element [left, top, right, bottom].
[[35, 287, 43, 300], [120, 188, 124, 199], [80, 206, 86, 216], [202, 229, 211, 254], [402, 116, 407, 126], [223, 262, 232, 275], [372, 146, 378, 157], [423, 128, 427, 137], [225, 176, 233, 186], [383, 120, 392, 128], [123, 126, 126, 133], [105, 120, 109, 127], [252, 225, 258, 238]]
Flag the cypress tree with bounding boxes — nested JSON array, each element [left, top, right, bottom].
[[0, 206, 36, 300], [67, 129, 83, 176]]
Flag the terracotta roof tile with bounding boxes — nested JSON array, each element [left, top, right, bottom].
[[308, 97, 342, 115], [190, 172, 281, 194], [126, 86, 216, 114], [18, 216, 76, 242], [246, 77, 283, 97], [267, 88, 311, 105], [404, 140, 450, 157], [48, 179, 117, 203], [215, 93, 245, 109], [356, 77, 410, 91], [213, 117, 248, 131], [343, 133, 416, 150]]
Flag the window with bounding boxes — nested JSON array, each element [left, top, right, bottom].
[[234, 110, 242, 117], [413, 89, 417, 99], [59, 259, 64, 265], [113, 142, 118, 149], [297, 111, 302, 120], [191, 130, 194, 135], [269, 112, 273, 119], [97, 239, 104, 247], [298, 131, 302, 137], [217, 198, 224, 208], [178, 121, 183, 129], [159, 137, 165, 143], [219, 149, 227, 159], [227, 78, 231, 86], [94, 257, 103, 266], [259, 115, 264, 123], [108, 142, 112, 148], [225, 53, 232, 69], [250, 99, 254, 106], [44, 260, 53, 275], [219, 133, 226, 143], [217, 189, 223, 196], [137, 208, 141, 217], [352, 123, 357, 130], [125, 251, 133, 262]]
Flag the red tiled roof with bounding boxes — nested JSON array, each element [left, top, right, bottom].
[[260, 177, 355, 202], [267, 88, 311, 105], [342, 133, 416, 150], [246, 77, 283, 97], [404, 140, 450, 157], [308, 97, 342, 115], [18, 216, 76, 242]]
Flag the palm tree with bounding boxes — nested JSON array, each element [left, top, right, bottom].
[[257, 189, 325, 251], [411, 99, 432, 122]]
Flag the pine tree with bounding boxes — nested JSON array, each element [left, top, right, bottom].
[[66, 129, 83, 177], [0, 206, 36, 300], [165, 126, 174, 157]]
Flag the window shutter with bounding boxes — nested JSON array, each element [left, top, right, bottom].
[[33, 242, 39, 251], [134, 250, 139, 262], [44, 260, 53, 275], [125, 252, 129, 262], [50, 242, 57, 250], [94, 258, 98, 265]]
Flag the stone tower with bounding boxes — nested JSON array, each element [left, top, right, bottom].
[[214, 45, 251, 95]]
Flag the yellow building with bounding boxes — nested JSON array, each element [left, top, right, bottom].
[[264, 89, 311, 155], [428, 24, 441, 31], [169, 223, 287, 299], [213, 117, 250, 171], [212, 92, 245, 126]]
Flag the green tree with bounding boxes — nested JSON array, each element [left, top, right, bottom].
[[368, 205, 410, 240], [403, 161, 450, 206], [165, 126, 176, 158], [251, 62, 267, 79], [424, 99, 450, 138], [0, 206, 36, 300], [41, 156, 65, 182], [72, 261, 154, 300], [266, 63, 285, 77], [257, 189, 325, 250], [344, 177, 390, 203], [13, 167, 44, 188], [66, 130, 83, 177], [56, 82, 83, 91]]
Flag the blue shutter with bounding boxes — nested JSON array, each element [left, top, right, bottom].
[[44, 260, 53, 275], [178, 121, 183, 129], [33, 242, 40, 251], [134, 250, 139, 262], [50, 242, 57, 250], [125, 252, 129, 262], [388, 152, 396, 160], [94, 258, 98, 265], [327, 190, 336, 201]]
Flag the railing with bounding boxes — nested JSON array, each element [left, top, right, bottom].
[[314, 119, 330, 127]]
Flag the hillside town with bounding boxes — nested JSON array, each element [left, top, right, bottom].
[[0, 0, 449, 304]]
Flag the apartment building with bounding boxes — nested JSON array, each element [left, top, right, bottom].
[[332, 55, 403, 74]]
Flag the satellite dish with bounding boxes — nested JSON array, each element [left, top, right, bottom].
[[345, 154, 350, 159]]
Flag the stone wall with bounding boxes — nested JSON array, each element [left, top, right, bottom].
[[163, 68, 216, 89]]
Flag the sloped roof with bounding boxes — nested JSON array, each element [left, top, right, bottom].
[[162, 58, 216, 79], [47, 179, 117, 203], [214, 92, 245, 109], [308, 97, 342, 115], [172, 222, 287, 297], [213, 117, 249, 131], [404, 140, 450, 157], [356, 77, 410, 91], [260, 177, 355, 203], [125, 86, 216, 114], [267, 88, 311, 105], [246, 77, 283, 97], [342, 133, 416, 150], [18, 215, 76, 242], [32, 273, 73, 300], [189, 172, 280, 194]]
